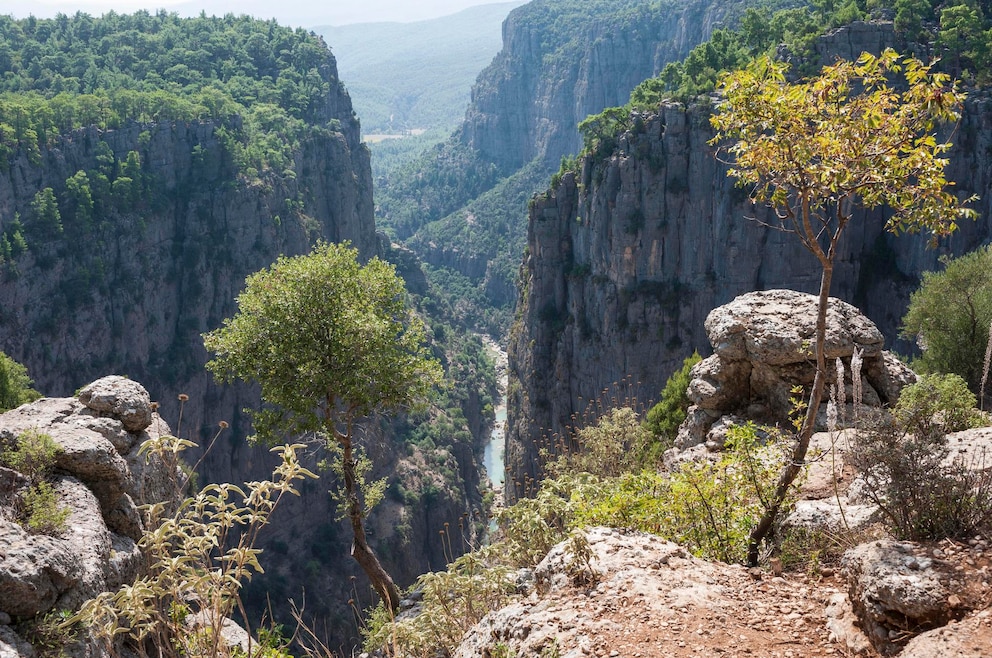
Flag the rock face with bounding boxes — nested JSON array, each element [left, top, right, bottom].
[[675, 290, 916, 451], [454, 526, 852, 657], [385, 0, 739, 306], [463, 0, 732, 171], [506, 21, 992, 501], [842, 539, 988, 654], [0, 377, 175, 655], [450, 527, 992, 657]]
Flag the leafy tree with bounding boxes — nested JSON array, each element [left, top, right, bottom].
[[901, 245, 992, 393], [711, 49, 975, 566], [938, 1, 988, 74], [0, 350, 41, 412], [203, 241, 442, 611], [894, 0, 933, 39]]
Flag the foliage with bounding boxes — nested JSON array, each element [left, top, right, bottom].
[[203, 241, 441, 442], [17, 609, 79, 658], [203, 241, 442, 611], [901, 245, 992, 393], [544, 406, 656, 478], [570, 423, 792, 564], [70, 435, 314, 658], [1, 428, 60, 482], [852, 378, 992, 541], [710, 48, 974, 565], [1, 429, 70, 535], [22, 480, 71, 535], [362, 546, 515, 657], [712, 51, 973, 246], [644, 351, 702, 453], [0, 351, 41, 412], [894, 373, 988, 434]]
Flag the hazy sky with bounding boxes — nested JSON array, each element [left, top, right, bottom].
[[0, 0, 508, 27]]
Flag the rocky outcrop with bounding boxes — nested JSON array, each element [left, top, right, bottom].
[[506, 21, 992, 501], [0, 376, 174, 654], [843, 538, 991, 654], [675, 290, 916, 451]]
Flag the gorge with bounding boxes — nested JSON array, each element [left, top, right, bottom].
[[1, 0, 992, 654]]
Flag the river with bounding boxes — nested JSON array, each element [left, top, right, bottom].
[[481, 336, 508, 490]]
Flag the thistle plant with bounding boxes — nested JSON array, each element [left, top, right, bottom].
[[68, 436, 317, 658]]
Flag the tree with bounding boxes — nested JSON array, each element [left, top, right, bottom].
[[710, 49, 975, 566], [0, 350, 40, 412], [203, 241, 443, 611], [901, 245, 992, 394]]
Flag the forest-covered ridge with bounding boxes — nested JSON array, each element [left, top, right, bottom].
[[0, 11, 348, 176], [574, 0, 992, 167]]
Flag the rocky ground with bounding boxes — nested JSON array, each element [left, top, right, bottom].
[[453, 526, 992, 657]]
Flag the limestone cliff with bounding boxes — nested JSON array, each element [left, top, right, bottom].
[[506, 22, 992, 501], [462, 0, 734, 170]]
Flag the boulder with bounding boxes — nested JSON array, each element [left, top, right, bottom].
[[0, 378, 175, 653], [842, 540, 960, 653], [676, 290, 915, 451], [77, 377, 153, 433]]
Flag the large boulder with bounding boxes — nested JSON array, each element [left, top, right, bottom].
[[842, 540, 969, 654], [0, 377, 175, 654], [676, 289, 916, 451]]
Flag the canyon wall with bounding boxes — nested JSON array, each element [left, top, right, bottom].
[[506, 22, 992, 501]]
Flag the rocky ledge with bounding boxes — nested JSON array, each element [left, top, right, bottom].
[[452, 527, 991, 657], [0, 376, 175, 656]]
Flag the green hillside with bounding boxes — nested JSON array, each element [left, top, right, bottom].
[[316, 2, 524, 134]]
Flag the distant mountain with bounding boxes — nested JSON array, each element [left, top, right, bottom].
[[316, 2, 525, 134]]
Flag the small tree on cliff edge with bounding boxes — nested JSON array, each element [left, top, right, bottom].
[[203, 241, 442, 611], [710, 49, 976, 566]]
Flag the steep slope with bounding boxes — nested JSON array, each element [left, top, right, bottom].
[[505, 21, 992, 501], [377, 0, 742, 332]]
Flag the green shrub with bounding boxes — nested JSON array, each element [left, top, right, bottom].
[[894, 373, 988, 436], [1, 428, 61, 482], [362, 546, 514, 657], [544, 406, 656, 478], [2, 429, 70, 536], [852, 375, 992, 540], [0, 351, 41, 413], [22, 481, 70, 535], [901, 246, 992, 393], [644, 351, 702, 453]]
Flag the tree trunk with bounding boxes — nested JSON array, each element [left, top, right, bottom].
[[746, 263, 834, 566], [341, 434, 401, 612]]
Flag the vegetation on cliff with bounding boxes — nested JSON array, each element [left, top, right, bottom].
[[0, 351, 40, 412], [0, 11, 347, 177]]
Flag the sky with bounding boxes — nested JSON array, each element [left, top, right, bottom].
[[0, 0, 506, 27]]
